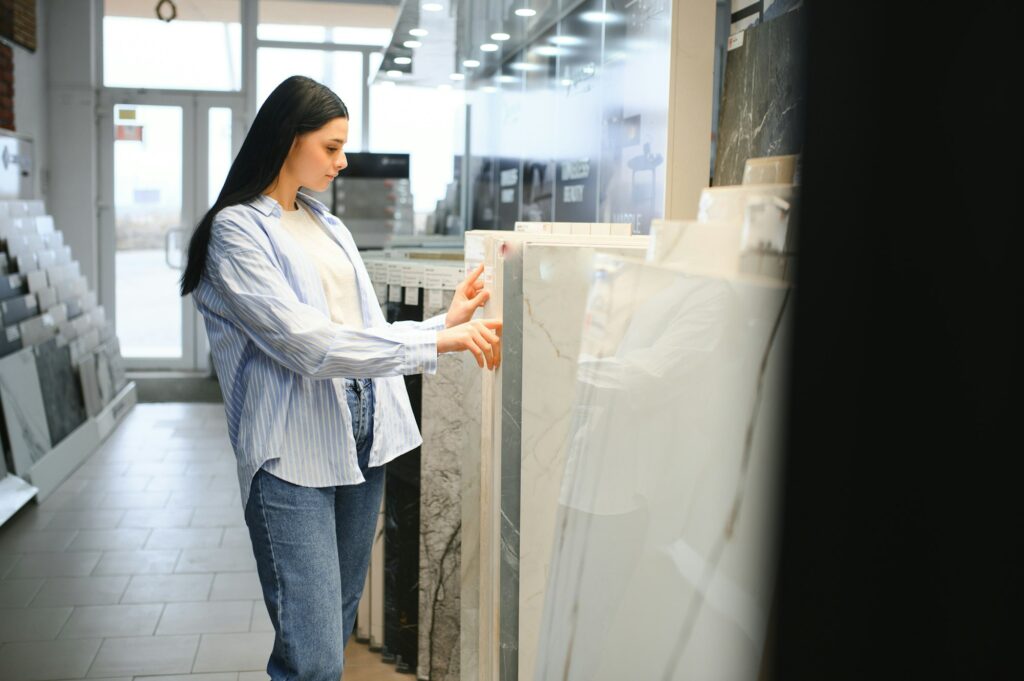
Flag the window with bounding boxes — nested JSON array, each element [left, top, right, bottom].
[[103, 0, 241, 91], [258, 1, 394, 46], [257, 49, 365, 150], [369, 84, 462, 216]]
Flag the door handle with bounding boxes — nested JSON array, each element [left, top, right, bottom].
[[165, 227, 185, 269]]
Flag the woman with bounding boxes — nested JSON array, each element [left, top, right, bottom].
[[180, 75, 501, 681]]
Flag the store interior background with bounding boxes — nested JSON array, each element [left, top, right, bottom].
[[37, 1, 1024, 681]]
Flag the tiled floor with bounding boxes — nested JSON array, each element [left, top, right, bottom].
[[0, 403, 412, 681]]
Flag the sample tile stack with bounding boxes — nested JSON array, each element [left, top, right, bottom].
[[0, 198, 134, 513], [533, 163, 797, 680], [458, 226, 650, 681]]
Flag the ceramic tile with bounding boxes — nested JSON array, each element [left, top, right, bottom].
[[33, 339, 88, 445], [0, 347, 52, 473], [534, 255, 792, 679]]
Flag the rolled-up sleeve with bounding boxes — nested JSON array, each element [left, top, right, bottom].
[[392, 312, 447, 332], [208, 219, 437, 378]]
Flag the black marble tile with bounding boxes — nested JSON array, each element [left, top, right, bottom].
[[383, 290, 424, 674], [33, 338, 87, 445], [713, 6, 806, 186]]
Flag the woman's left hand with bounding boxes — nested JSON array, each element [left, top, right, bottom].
[[446, 262, 490, 328]]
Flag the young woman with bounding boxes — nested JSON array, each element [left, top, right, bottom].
[[180, 75, 501, 681]]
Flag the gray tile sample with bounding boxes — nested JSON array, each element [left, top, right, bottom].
[[1, 323, 22, 357], [0, 346, 52, 472], [1, 293, 40, 326], [78, 351, 103, 417], [34, 338, 88, 445], [1, 273, 28, 300]]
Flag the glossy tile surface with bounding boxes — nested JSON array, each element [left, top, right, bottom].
[[534, 255, 792, 680]]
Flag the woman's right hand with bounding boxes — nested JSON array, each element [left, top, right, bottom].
[[437, 319, 503, 370]]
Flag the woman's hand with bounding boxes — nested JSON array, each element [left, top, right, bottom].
[[437, 319, 503, 370], [445, 262, 490, 328]]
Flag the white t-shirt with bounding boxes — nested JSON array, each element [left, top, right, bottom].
[[278, 202, 365, 330]]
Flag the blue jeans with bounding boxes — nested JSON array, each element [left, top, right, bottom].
[[245, 378, 384, 681]]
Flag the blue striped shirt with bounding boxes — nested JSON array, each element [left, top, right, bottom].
[[193, 192, 445, 507]]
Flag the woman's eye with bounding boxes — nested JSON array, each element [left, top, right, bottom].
[[327, 147, 338, 153]]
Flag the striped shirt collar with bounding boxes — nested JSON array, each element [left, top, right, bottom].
[[245, 191, 332, 220]]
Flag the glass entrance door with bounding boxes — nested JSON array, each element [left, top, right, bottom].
[[98, 92, 243, 370]]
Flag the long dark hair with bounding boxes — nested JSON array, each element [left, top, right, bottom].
[[180, 76, 348, 296]]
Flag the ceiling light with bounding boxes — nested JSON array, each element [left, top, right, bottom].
[[409, 28, 428, 37], [394, 57, 412, 65], [422, 3, 443, 11], [515, 8, 537, 17], [449, 73, 465, 81], [387, 70, 403, 78], [496, 75, 519, 84], [534, 46, 562, 57], [509, 62, 542, 72], [480, 43, 499, 52], [580, 11, 618, 23], [491, 32, 511, 41], [550, 35, 583, 46], [481, 85, 497, 93], [403, 40, 422, 48], [463, 59, 481, 68]]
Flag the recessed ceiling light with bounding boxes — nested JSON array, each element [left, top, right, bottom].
[[480, 43, 499, 52], [394, 57, 412, 65], [387, 70, 403, 77], [491, 32, 511, 41], [515, 8, 537, 17], [509, 62, 542, 72], [403, 40, 422, 48], [409, 28, 428, 37], [422, 3, 443, 11], [581, 11, 617, 23], [463, 59, 481, 68], [550, 35, 583, 46], [481, 85, 497, 93], [533, 45, 561, 57], [449, 73, 465, 81]]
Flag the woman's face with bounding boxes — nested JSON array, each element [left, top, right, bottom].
[[284, 116, 349, 193]]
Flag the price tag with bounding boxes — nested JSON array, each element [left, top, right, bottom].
[[388, 285, 402, 304], [404, 287, 420, 306], [426, 288, 443, 312]]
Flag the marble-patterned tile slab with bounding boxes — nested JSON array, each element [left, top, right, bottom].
[[515, 242, 647, 681], [0, 346, 52, 473], [418, 289, 463, 681], [34, 338, 88, 445], [534, 254, 792, 680]]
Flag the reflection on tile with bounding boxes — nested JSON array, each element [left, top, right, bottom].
[[535, 256, 792, 680], [88, 634, 199, 678], [192, 631, 275, 673], [0, 606, 73, 642], [0, 637, 102, 681], [58, 603, 164, 639]]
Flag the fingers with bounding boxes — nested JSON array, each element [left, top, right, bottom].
[[464, 262, 485, 288], [472, 330, 495, 370], [465, 335, 484, 368], [470, 288, 490, 307]]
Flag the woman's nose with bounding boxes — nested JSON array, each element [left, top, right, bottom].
[[336, 153, 347, 171]]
